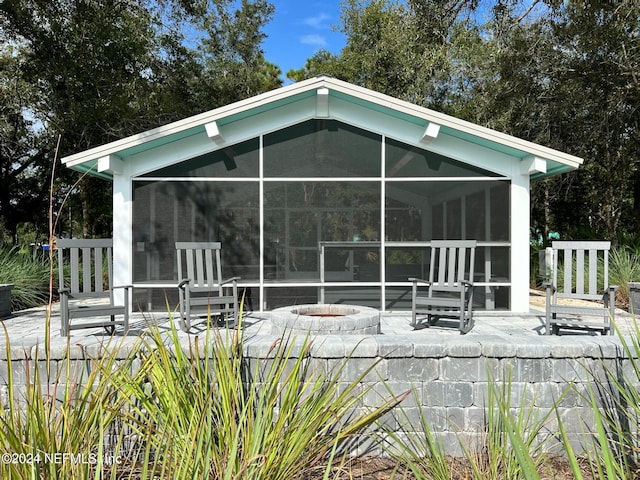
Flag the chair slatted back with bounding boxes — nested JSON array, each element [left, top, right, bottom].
[[57, 239, 113, 296], [176, 242, 224, 294], [429, 240, 476, 292], [552, 240, 610, 300]]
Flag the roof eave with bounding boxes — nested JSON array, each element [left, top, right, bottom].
[[61, 76, 331, 169], [62, 75, 584, 176]]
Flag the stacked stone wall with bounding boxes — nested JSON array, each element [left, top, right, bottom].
[[2, 332, 637, 456]]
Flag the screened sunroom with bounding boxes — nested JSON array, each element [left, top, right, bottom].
[[61, 76, 583, 313]]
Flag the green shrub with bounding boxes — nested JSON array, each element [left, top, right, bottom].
[[1, 307, 406, 479], [0, 245, 53, 311], [0, 324, 131, 479], [381, 369, 568, 480], [115, 318, 406, 479], [609, 246, 640, 308], [561, 318, 640, 479]]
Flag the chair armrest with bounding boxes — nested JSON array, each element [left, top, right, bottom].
[[220, 276, 241, 285], [461, 281, 474, 287], [178, 278, 191, 289], [408, 277, 430, 285]]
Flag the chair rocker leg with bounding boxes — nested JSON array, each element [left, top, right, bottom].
[[104, 317, 115, 336], [460, 316, 473, 334], [215, 314, 227, 328], [179, 312, 191, 332], [412, 315, 429, 330]]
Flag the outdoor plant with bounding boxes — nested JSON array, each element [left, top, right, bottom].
[[0, 323, 132, 479], [380, 370, 566, 480], [0, 245, 51, 310], [110, 314, 408, 480], [462, 373, 552, 480], [377, 388, 452, 480], [1, 309, 407, 479], [608, 245, 640, 309], [559, 317, 640, 479]]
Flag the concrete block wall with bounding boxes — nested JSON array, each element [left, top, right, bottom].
[[1, 331, 638, 457], [241, 332, 637, 456]]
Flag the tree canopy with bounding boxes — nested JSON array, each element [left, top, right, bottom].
[[1, 0, 639, 246], [0, 0, 280, 241], [289, 0, 640, 244]]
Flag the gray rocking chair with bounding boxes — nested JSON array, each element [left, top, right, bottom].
[[545, 241, 617, 335], [57, 238, 130, 336], [176, 242, 240, 332], [410, 240, 476, 334]]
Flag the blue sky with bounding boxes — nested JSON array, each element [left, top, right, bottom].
[[262, 0, 346, 77]]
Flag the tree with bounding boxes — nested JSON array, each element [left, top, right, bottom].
[[0, 48, 52, 243], [467, 1, 640, 242], [547, 1, 640, 242], [288, 0, 480, 111], [0, 0, 280, 240]]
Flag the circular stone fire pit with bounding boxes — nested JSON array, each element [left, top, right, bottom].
[[271, 304, 380, 335]]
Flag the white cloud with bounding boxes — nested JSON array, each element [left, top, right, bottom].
[[300, 34, 328, 48], [302, 12, 331, 30]]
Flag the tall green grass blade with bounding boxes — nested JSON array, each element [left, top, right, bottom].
[[113, 304, 405, 480], [553, 405, 584, 480], [376, 387, 450, 480]]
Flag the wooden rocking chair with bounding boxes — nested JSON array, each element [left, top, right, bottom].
[[410, 240, 476, 334], [545, 241, 616, 335], [175, 242, 240, 332], [57, 238, 130, 336]]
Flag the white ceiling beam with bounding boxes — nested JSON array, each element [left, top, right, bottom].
[[521, 156, 547, 176], [205, 121, 224, 141], [316, 88, 329, 117], [97, 155, 124, 175], [420, 122, 440, 144]]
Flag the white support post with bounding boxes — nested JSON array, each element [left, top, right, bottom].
[[112, 163, 133, 312], [511, 164, 531, 313]]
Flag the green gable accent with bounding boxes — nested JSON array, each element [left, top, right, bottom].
[[330, 90, 426, 127]]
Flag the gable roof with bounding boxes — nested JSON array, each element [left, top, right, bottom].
[[62, 75, 582, 180]]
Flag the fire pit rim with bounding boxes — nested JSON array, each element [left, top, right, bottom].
[[271, 303, 381, 335]]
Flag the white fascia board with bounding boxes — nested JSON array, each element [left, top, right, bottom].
[[62, 75, 583, 175]]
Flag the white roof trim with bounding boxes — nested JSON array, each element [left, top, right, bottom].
[[62, 75, 583, 172]]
